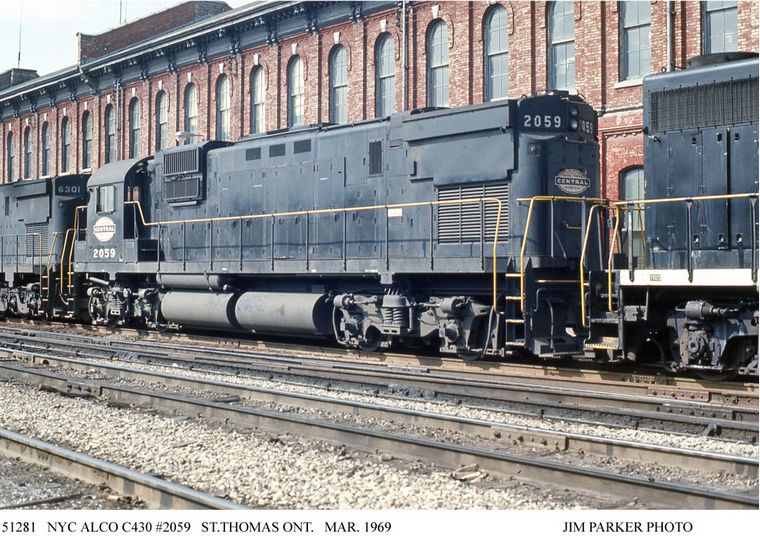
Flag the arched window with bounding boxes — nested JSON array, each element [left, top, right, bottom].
[[41, 122, 50, 176], [61, 116, 71, 173], [104, 104, 115, 164], [82, 111, 92, 169], [215, 75, 230, 141], [548, 1, 575, 90], [620, 1, 651, 81], [375, 33, 395, 117], [6, 132, 13, 182], [183, 83, 198, 144], [128, 98, 140, 159], [703, 1, 738, 54], [287, 55, 304, 127], [23, 126, 32, 179], [621, 167, 645, 231], [427, 20, 449, 107], [329, 46, 348, 124], [156, 91, 168, 151], [250, 66, 265, 134], [484, 5, 508, 101]]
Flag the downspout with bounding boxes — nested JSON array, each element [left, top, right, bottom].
[[401, 0, 407, 111], [666, 0, 673, 71]]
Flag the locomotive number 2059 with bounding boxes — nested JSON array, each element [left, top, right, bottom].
[[523, 114, 562, 129], [92, 248, 117, 259]]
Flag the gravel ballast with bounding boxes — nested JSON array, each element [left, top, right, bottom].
[[0, 380, 624, 509], [62, 355, 759, 459]]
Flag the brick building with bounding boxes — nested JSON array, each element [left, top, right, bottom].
[[0, 0, 757, 200]]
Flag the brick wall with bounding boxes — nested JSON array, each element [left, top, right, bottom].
[[78, 1, 230, 62], [1, 1, 758, 199]]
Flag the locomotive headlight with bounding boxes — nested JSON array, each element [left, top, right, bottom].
[[569, 106, 579, 117], [569, 119, 579, 130]]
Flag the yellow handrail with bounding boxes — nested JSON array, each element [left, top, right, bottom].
[[516, 196, 607, 313], [579, 204, 604, 327], [613, 192, 758, 206], [64, 206, 88, 295], [607, 206, 621, 313], [124, 197, 504, 308]]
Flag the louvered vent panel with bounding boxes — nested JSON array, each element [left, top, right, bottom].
[[25, 223, 49, 257], [650, 77, 758, 133], [437, 183, 509, 244], [164, 148, 200, 176]]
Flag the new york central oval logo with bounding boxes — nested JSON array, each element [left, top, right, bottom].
[[93, 217, 117, 243], [555, 168, 591, 195]]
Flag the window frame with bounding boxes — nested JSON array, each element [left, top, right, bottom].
[[82, 111, 92, 170], [620, 166, 645, 232], [702, 1, 739, 54], [61, 116, 71, 173], [41, 122, 50, 176], [6, 132, 13, 182], [427, 20, 450, 108], [547, 1, 576, 91], [250, 66, 265, 134], [23, 126, 32, 179], [128, 97, 140, 159], [215, 75, 230, 141], [484, 5, 509, 101], [104, 104, 115, 164], [287, 56, 304, 128], [375, 33, 396, 117], [329, 45, 348, 124], [183, 83, 198, 144], [96, 184, 116, 214], [619, 1, 651, 81], [155, 90, 168, 151]]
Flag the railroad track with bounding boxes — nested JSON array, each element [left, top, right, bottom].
[[6, 319, 757, 409], [0, 326, 757, 441], [0, 355, 755, 509], [0, 427, 243, 509]]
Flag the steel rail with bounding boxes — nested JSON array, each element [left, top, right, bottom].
[[0, 427, 245, 510], [2, 325, 755, 408], [3, 320, 756, 402], [0, 333, 757, 438], [0, 356, 755, 478], [0, 362, 754, 510], [2, 347, 757, 446]]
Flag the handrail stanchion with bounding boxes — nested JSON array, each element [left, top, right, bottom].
[[685, 200, 693, 282]]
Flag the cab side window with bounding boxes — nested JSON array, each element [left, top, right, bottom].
[[96, 185, 116, 213]]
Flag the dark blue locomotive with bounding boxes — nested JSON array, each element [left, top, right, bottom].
[[586, 53, 759, 376], [0, 175, 88, 317], [52, 92, 600, 359]]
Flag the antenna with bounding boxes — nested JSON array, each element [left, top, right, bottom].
[[16, 3, 22, 68]]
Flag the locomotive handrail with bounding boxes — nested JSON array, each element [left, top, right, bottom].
[[579, 203, 621, 328], [63, 206, 88, 295], [123, 198, 504, 309], [613, 192, 759, 283], [0, 232, 44, 292], [515, 196, 607, 313]]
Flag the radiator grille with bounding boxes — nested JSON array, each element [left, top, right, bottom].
[[649, 77, 758, 133], [25, 223, 49, 258], [165, 176, 200, 202], [163, 148, 200, 176], [437, 183, 509, 243]]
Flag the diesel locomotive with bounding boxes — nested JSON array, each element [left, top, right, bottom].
[[1, 54, 757, 378], [585, 52, 759, 377], [0, 91, 601, 361]]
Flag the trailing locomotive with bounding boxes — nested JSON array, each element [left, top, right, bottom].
[[1, 91, 601, 361], [585, 52, 759, 377]]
